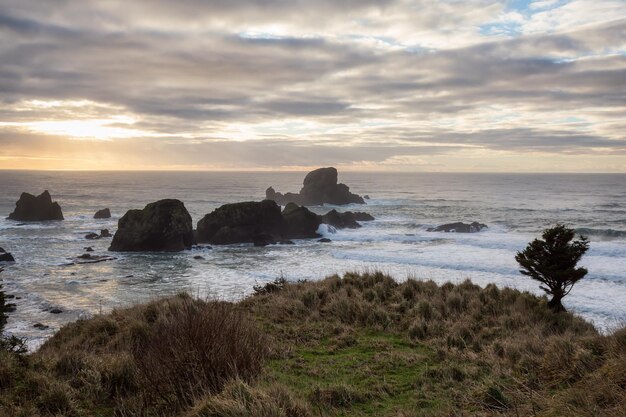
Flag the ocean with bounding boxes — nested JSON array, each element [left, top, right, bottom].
[[1, 170, 625, 349]]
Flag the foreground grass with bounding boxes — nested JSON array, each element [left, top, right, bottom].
[[1, 272, 625, 416]]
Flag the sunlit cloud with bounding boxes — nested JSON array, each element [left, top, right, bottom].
[[0, 0, 624, 171]]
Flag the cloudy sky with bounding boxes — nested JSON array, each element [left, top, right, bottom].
[[0, 0, 625, 171]]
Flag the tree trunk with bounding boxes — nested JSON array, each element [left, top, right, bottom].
[[548, 296, 566, 312]]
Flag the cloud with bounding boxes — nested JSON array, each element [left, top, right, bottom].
[[0, 0, 624, 171]]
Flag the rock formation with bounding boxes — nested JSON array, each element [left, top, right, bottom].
[[196, 200, 284, 245], [196, 200, 374, 245], [281, 203, 322, 239], [109, 199, 194, 252], [266, 167, 365, 206], [7, 191, 64, 221], [94, 208, 111, 219], [321, 210, 374, 229], [0, 247, 15, 262], [427, 222, 487, 233]]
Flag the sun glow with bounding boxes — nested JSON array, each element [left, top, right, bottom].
[[25, 116, 142, 140]]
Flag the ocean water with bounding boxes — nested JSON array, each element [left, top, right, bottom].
[[0, 171, 625, 349]]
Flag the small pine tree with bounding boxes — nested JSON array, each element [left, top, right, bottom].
[[515, 224, 589, 312]]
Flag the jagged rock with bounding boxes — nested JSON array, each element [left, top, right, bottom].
[[282, 203, 322, 239], [109, 199, 194, 252], [253, 234, 276, 247], [0, 247, 5, 253], [265, 167, 365, 206], [84, 247, 94, 252], [321, 210, 375, 229], [74, 253, 117, 264], [100, 229, 112, 238], [85, 232, 100, 240], [196, 200, 284, 245], [0, 253, 15, 262], [7, 190, 64, 221], [33, 323, 49, 330], [427, 222, 488, 233], [318, 238, 332, 243], [94, 208, 111, 219]]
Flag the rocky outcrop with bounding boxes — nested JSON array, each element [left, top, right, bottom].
[[94, 208, 111, 219], [85, 229, 112, 240], [282, 203, 322, 239], [196, 200, 375, 245], [7, 191, 64, 221], [427, 222, 487, 233], [265, 167, 365, 206], [109, 199, 194, 252], [0, 248, 15, 262], [196, 200, 284, 245], [321, 210, 374, 229]]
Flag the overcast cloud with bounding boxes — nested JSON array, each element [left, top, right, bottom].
[[0, 0, 624, 171]]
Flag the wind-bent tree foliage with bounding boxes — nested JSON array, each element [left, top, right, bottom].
[[515, 224, 589, 312]]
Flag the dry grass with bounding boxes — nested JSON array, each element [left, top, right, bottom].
[[0, 272, 624, 416]]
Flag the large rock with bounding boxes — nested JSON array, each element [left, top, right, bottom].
[[196, 200, 284, 245], [94, 208, 111, 219], [0, 252, 15, 262], [7, 191, 64, 221], [109, 199, 193, 252], [427, 222, 487, 233], [265, 167, 365, 206], [282, 203, 322, 239], [321, 210, 374, 229]]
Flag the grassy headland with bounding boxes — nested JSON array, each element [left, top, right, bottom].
[[1, 272, 625, 416]]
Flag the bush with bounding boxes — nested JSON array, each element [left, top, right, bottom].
[[131, 298, 268, 408]]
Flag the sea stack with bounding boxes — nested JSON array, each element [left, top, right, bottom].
[[109, 199, 194, 252], [7, 191, 64, 221], [94, 208, 111, 219], [265, 167, 365, 206]]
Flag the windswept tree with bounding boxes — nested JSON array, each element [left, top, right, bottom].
[[515, 224, 589, 312]]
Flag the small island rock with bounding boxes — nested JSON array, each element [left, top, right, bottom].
[[109, 199, 194, 252], [7, 190, 64, 221], [94, 208, 111, 219], [427, 222, 487, 233]]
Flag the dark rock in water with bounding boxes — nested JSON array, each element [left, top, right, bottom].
[[85, 232, 100, 240], [5, 304, 16, 313], [266, 167, 365, 206], [100, 229, 112, 238], [84, 247, 94, 252], [279, 240, 295, 245], [0, 252, 15, 262], [49, 308, 63, 314], [33, 322, 49, 330], [7, 190, 64, 221], [321, 209, 374, 229], [94, 208, 111, 219], [193, 255, 205, 260], [75, 254, 117, 264], [196, 200, 284, 245], [253, 233, 276, 247], [0, 247, 5, 253], [281, 203, 322, 239], [364, 195, 370, 200], [109, 199, 194, 252], [318, 238, 332, 243], [427, 222, 487, 233]]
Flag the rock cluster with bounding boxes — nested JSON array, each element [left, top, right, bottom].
[[196, 200, 374, 246], [266, 167, 365, 206], [427, 222, 487, 233], [7, 191, 64, 221], [109, 199, 194, 252]]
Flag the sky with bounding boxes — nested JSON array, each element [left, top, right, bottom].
[[0, 0, 625, 172]]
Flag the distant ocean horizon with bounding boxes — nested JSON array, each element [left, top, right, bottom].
[[1, 170, 625, 349]]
